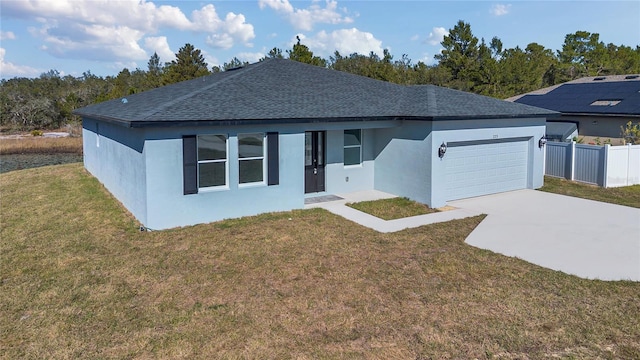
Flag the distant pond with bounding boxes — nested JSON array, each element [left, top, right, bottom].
[[0, 153, 83, 174]]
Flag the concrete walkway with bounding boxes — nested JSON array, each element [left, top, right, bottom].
[[306, 189, 640, 281], [305, 190, 482, 233]]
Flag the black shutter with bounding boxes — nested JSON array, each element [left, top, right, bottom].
[[183, 135, 198, 195], [267, 132, 279, 186]]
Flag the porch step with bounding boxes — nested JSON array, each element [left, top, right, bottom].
[[304, 195, 343, 205]]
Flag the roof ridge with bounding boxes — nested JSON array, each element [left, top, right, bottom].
[[425, 85, 437, 115], [138, 61, 266, 120]]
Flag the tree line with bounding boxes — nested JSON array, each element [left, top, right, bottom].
[[1, 21, 639, 131]]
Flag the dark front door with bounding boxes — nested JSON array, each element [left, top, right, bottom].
[[305, 131, 325, 193]]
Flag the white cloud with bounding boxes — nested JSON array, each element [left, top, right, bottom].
[[202, 12, 255, 49], [200, 50, 219, 70], [259, 0, 294, 14], [491, 4, 511, 16], [425, 27, 448, 46], [259, 0, 353, 31], [294, 28, 383, 58], [111, 61, 139, 72], [191, 6, 254, 49], [32, 21, 148, 62], [0, 48, 41, 78], [143, 36, 175, 63], [236, 51, 266, 64], [0, 31, 16, 40], [418, 53, 437, 66], [1, 0, 255, 60]]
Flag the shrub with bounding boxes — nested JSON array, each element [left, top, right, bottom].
[[621, 121, 640, 145]]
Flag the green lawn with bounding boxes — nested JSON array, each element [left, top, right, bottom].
[[540, 176, 640, 208], [346, 197, 438, 220], [2, 164, 639, 359]]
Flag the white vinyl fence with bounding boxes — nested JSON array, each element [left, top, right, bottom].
[[545, 142, 640, 187]]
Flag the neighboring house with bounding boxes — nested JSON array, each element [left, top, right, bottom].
[[508, 75, 640, 143], [74, 59, 554, 230], [545, 122, 578, 142]]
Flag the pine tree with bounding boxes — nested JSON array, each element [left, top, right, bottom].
[[163, 44, 210, 84], [287, 36, 326, 67]]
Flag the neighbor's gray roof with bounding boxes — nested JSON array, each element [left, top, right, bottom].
[[507, 74, 640, 117], [74, 59, 556, 128]]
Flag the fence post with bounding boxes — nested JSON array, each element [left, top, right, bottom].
[[626, 143, 631, 186], [542, 140, 547, 176], [603, 144, 610, 187], [570, 141, 576, 181]]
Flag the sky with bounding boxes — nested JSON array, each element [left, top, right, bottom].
[[0, 0, 639, 80]]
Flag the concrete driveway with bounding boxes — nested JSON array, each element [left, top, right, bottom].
[[450, 189, 640, 281]]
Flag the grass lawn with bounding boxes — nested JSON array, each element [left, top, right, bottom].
[[540, 176, 640, 208], [2, 164, 640, 358], [346, 197, 438, 220]]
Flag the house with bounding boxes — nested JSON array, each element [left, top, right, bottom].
[[74, 59, 554, 230], [545, 122, 578, 142], [508, 75, 640, 143]]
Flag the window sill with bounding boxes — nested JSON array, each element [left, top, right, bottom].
[[344, 163, 363, 169], [198, 185, 230, 193], [239, 181, 266, 189]]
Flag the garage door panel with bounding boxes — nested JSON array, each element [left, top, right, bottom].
[[445, 140, 528, 201]]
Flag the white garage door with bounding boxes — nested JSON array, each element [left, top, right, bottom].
[[445, 139, 529, 201]]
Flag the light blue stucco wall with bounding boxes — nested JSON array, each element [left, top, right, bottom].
[[373, 121, 434, 204], [143, 125, 304, 229], [325, 128, 375, 194], [82, 118, 148, 224], [373, 118, 546, 208], [82, 119, 397, 230], [82, 116, 545, 229], [142, 121, 395, 229], [429, 118, 546, 207]]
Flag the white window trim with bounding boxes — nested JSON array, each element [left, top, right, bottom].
[[197, 134, 229, 190], [238, 133, 267, 187], [344, 129, 363, 167]]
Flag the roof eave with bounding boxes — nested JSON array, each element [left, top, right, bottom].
[[75, 112, 134, 128], [77, 112, 558, 129], [558, 112, 640, 118], [427, 113, 557, 121]]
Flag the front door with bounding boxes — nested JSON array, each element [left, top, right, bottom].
[[305, 131, 325, 193]]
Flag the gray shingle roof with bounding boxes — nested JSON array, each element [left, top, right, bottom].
[[74, 59, 556, 127]]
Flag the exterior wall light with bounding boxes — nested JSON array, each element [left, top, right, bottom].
[[438, 142, 447, 158], [538, 136, 547, 148]]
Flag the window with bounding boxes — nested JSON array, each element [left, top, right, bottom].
[[238, 133, 265, 184], [344, 129, 362, 166], [197, 134, 227, 188]]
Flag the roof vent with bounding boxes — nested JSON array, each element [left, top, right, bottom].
[[593, 77, 606, 81], [121, 98, 128, 104], [625, 75, 639, 80], [226, 66, 244, 72]]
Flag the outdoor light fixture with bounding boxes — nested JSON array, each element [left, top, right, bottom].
[[438, 142, 447, 158], [538, 136, 547, 148]]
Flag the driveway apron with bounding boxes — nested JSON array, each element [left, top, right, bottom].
[[450, 189, 640, 281]]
